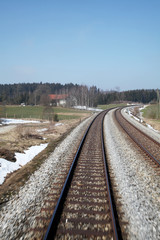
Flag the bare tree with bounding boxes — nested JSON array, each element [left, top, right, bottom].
[[40, 94, 51, 106], [33, 84, 51, 106], [42, 106, 54, 121]]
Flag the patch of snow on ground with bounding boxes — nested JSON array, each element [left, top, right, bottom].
[[73, 106, 102, 112], [125, 108, 143, 122], [1, 118, 40, 125], [146, 123, 159, 132], [55, 123, 63, 126], [125, 107, 159, 132], [0, 159, 20, 185], [0, 143, 48, 185], [37, 128, 48, 132], [139, 105, 149, 111], [133, 115, 141, 122]]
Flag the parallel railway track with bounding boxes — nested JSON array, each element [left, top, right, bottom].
[[44, 109, 122, 240], [115, 108, 160, 167]]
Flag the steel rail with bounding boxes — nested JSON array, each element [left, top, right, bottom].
[[44, 109, 121, 240], [43, 114, 96, 240], [115, 108, 160, 166], [101, 113, 122, 240]]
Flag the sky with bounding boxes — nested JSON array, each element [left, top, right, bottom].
[[0, 0, 160, 91]]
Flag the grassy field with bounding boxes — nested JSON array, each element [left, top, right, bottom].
[[0, 105, 90, 120], [0, 103, 129, 121], [98, 103, 126, 110], [141, 104, 160, 120]]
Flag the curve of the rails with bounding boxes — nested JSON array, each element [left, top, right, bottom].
[[115, 108, 160, 166], [44, 109, 122, 240]]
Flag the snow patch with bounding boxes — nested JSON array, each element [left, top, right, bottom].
[[0, 159, 20, 185], [139, 105, 149, 111], [146, 123, 159, 132], [126, 107, 159, 132], [37, 128, 48, 132], [55, 123, 63, 126], [0, 143, 48, 185], [1, 118, 40, 125], [73, 106, 102, 112]]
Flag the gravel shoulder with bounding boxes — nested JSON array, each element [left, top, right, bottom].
[[104, 109, 160, 240]]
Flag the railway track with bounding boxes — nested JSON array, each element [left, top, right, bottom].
[[43, 110, 122, 240], [115, 108, 160, 167]]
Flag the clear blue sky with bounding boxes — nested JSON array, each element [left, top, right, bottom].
[[0, 0, 160, 91]]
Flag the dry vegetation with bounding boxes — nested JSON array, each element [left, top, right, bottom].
[[142, 118, 160, 132], [0, 112, 91, 203], [0, 112, 90, 160], [129, 106, 160, 132]]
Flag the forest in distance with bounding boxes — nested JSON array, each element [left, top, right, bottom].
[[0, 82, 158, 107]]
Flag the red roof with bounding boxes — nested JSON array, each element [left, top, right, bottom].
[[49, 94, 68, 100]]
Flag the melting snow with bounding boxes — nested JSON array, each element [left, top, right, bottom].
[[0, 143, 48, 185], [126, 107, 159, 132], [1, 118, 40, 125], [37, 128, 48, 132], [73, 106, 102, 111], [55, 123, 63, 126]]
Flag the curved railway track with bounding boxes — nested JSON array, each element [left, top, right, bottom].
[[115, 108, 160, 167], [44, 110, 122, 240]]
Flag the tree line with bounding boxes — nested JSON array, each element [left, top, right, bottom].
[[0, 82, 157, 107]]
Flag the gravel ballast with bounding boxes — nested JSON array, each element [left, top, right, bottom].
[[0, 109, 160, 240], [104, 109, 160, 240], [0, 116, 93, 240]]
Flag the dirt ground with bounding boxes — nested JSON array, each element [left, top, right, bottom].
[[0, 113, 91, 204]]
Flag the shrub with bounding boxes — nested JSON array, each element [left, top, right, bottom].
[[53, 113, 59, 122]]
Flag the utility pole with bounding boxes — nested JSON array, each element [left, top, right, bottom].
[[157, 89, 160, 119]]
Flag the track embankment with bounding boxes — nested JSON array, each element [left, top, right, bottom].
[[104, 108, 160, 240]]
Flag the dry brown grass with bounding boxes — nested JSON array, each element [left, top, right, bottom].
[[143, 118, 160, 132]]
